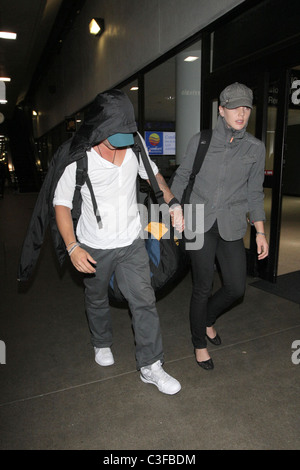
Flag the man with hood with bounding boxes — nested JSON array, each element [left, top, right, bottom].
[[19, 89, 183, 395], [171, 83, 269, 371]]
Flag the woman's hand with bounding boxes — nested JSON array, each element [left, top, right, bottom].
[[170, 205, 185, 233], [256, 234, 269, 260]]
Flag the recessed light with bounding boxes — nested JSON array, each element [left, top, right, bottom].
[[0, 32, 17, 40], [184, 56, 199, 62]]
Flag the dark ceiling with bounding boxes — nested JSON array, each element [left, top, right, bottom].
[[0, 0, 86, 123]]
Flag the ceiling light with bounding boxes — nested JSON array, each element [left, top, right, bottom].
[[89, 18, 105, 37], [0, 77, 11, 82], [184, 56, 199, 62], [0, 82, 6, 103], [0, 32, 17, 40], [130, 86, 139, 91]]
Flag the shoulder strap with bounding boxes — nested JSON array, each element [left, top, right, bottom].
[[72, 156, 86, 211], [192, 129, 212, 175], [74, 156, 102, 229], [75, 156, 87, 187], [133, 134, 165, 206], [182, 129, 212, 205], [85, 176, 103, 229]]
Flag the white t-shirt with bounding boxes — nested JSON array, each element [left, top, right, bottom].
[[53, 147, 158, 249]]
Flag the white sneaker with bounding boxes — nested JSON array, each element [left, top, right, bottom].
[[94, 347, 114, 366], [140, 360, 181, 395]]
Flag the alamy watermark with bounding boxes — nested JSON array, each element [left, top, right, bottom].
[[138, 202, 204, 250], [1, 339, 298, 366], [291, 340, 300, 365], [95, 199, 205, 250], [0, 340, 6, 364]]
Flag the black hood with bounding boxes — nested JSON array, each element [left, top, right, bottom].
[[70, 89, 138, 156]]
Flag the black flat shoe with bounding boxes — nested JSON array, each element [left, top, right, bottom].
[[206, 333, 221, 346], [196, 357, 214, 370]]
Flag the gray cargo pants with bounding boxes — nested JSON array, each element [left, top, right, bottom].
[[82, 238, 164, 369]]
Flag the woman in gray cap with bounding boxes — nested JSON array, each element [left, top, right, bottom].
[[171, 82, 269, 370]]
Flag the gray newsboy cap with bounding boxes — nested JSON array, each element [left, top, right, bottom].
[[220, 82, 253, 109]]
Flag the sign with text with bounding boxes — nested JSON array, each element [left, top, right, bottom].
[[268, 70, 300, 108], [290, 70, 300, 109], [145, 131, 176, 155]]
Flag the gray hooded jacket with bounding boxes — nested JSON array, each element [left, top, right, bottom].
[[171, 116, 266, 241]]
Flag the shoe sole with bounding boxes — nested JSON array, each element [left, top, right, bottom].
[[95, 358, 114, 366], [140, 374, 181, 395]]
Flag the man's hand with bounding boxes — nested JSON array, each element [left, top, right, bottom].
[[70, 246, 97, 273]]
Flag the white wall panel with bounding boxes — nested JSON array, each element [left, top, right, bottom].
[[159, 0, 244, 53], [35, 0, 245, 136]]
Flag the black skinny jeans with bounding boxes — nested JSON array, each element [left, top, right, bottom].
[[189, 221, 247, 349]]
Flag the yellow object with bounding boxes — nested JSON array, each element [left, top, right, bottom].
[[145, 222, 168, 240]]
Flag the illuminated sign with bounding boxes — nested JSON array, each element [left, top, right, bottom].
[[145, 131, 176, 155]]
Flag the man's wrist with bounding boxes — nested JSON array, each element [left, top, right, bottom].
[[68, 242, 81, 256]]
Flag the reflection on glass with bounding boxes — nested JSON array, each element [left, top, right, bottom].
[[144, 61, 176, 177], [265, 81, 279, 176], [175, 46, 201, 163], [143, 40, 201, 178], [119, 80, 138, 120]]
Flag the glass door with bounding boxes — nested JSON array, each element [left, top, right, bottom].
[[260, 68, 300, 281], [277, 68, 300, 275]]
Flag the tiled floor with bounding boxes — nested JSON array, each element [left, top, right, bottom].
[[0, 190, 299, 450]]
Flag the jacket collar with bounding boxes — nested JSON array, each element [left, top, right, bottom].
[[215, 115, 247, 143]]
